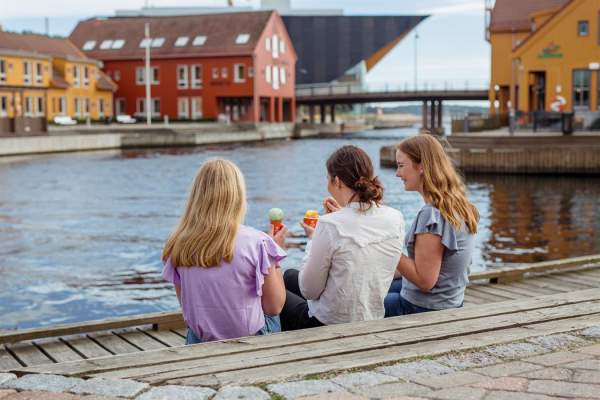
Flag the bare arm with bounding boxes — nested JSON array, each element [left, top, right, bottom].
[[395, 233, 444, 291], [261, 265, 286, 315], [174, 284, 182, 306]]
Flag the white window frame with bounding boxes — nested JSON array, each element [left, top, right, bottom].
[[83, 97, 90, 116], [24, 96, 33, 116], [234, 64, 245, 83], [221, 67, 228, 79], [0, 59, 6, 82], [235, 33, 250, 44], [116, 98, 125, 115], [265, 65, 271, 83], [280, 65, 287, 85], [36, 96, 44, 116], [191, 65, 202, 88], [152, 98, 161, 117], [59, 96, 66, 115], [272, 34, 279, 58], [265, 37, 271, 51], [0, 96, 8, 117], [136, 66, 159, 85], [178, 97, 189, 119], [192, 35, 207, 46], [139, 38, 151, 48], [74, 97, 81, 117], [82, 40, 96, 51], [83, 66, 90, 87], [113, 70, 121, 81], [272, 65, 279, 90], [212, 67, 219, 80], [23, 62, 32, 85], [177, 65, 189, 89], [99, 40, 113, 50], [175, 36, 189, 47], [72, 65, 80, 87], [136, 98, 145, 115], [98, 98, 105, 117], [112, 39, 125, 49], [191, 97, 203, 120], [280, 39, 285, 54], [248, 66, 254, 78], [35, 63, 43, 85], [151, 38, 165, 48]]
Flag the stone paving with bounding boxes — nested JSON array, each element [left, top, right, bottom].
[[0, 325, 599, 400]]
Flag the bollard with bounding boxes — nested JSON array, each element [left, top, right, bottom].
[[86, 116, 91, 128], [164, 115, 169, 126]]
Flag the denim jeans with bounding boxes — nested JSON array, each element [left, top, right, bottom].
[[186, 314, 282, 345], [384, 279, 434, 317]]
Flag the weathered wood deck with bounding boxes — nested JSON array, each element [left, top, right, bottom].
[[2, 254, 600, 387]]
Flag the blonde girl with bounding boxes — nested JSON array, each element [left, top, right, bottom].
[[385, 135, 479, 316], [162, 159, 287, 343]]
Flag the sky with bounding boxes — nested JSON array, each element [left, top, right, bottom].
[[0, 0, 491, 90]]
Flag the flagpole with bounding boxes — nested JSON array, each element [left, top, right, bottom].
[[145, 22, 152, 126]]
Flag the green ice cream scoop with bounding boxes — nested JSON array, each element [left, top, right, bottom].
[[268, 207, 284, 221]]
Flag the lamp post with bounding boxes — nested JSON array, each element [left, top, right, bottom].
[[144, 22, 152, 126], [414, 30, 419, 91]]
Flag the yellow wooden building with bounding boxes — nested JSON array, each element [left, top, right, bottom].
[[488, 0, 600, 126], [0, 30, 116, 135]]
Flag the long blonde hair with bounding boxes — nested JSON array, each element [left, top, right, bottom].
[[397, 135, 479, 234], [162, 159, 247, 267]]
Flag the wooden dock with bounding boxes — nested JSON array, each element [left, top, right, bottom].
[[2, 254, 600, 388]]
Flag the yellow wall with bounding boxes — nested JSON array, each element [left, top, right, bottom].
[[0, 55, 51, 87], [515, 0, 600, 112]]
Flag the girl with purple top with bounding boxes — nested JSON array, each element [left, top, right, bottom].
[[162, 159, 287, 344]]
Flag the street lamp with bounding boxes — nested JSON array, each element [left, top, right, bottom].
[[414, 30, 419, 91]]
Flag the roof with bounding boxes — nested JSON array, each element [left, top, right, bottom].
[[69, 11, 274, 61], [96, 70, 118, 92], [282, 15, 426, 84], [0, 31, 94, 62], [490, 0, 569, 32], [50, 72, 69, 89]]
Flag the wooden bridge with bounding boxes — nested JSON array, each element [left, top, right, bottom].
[[2, 254, 600, 389]]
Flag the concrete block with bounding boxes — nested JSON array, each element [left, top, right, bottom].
[[267, 380, 342, 399], [4, 374, 82, 393], [376, 360, 454, 379], [331, 372, 397, 389], [137, 385, 215, 400], [71, 378, 149, 399], [212, 386, 271, 400]]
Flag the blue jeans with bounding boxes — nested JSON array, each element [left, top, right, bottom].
[[384, 279, 434, 317], [186, 315, 282, 345]]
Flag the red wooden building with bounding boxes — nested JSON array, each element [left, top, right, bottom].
[[69, 11, 296, 123]]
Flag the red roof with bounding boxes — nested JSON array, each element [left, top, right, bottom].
[[490, 0, 569, 32], [70, 11, 275, 61], [0, 31, 93, 62]]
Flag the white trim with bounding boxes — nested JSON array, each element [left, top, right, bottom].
[[177, 65, 188, 89], [234, 64, 245, 83], [191, 64, 202, 88], [178, 97, 189, 119]]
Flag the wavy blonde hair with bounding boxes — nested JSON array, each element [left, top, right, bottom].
[[162, 159, 247, 267], [397, 135, 479, 234]]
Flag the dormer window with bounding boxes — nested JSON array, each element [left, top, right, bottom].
[[175, 36, 189, 47], [139, 38, 151, 48], [151, 38, 165, 48], [193, 36, 207, 46], [112, 39, 125, 49], [99, 40, 113, 50], [578, 21, 589, 36], [235, 33, 250, 44], [82, 41, 96, 51]]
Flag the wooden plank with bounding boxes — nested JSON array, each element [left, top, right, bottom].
[[140, 329, 185, 348], [34, 339, 84, 363], [463, 288, 497, 303], [88, 333, 140, 355], [17, 288, 600, 377], [462, 293, 487, 305], [114, 300, 600, 384], [5, 342, 54, 367], [0, 346, 22, 370], [572, 270, 600, 283], [464, 287, 510, 302], [62, 336, 112, 359], [0, 311, 184, 344], [546, 273, 600, 288], [503, 280, 559, 295], [168, 313, 600, 387], [172, 329, 188, 338], [482, 283, 539, 298], [531, 276, 591, 291], [468, 285, 522, 301], [114, 330, 169, 351]]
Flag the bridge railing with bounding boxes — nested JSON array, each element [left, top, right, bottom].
[[296, 81, 490, 97]]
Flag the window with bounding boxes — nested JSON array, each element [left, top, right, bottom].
[[178, 97, 189, 119], [212, 67, 219, 79], [73, 65, 80, 87], [82, 40, 96, 51], [578, 21, 589, 36], [136, 98, 145, 115], [272, 34, 279, 58], [234, 64, 245, 83], [0, 96, 7, 117], [35, 63, 43, 84], [139, 38, 151, 48], [74, 97, 81, 117], [59, 96, 66, 115], [113, 70, 121, 81], [265, 37, 271, 51], [192, 35, 207, 46], [175, 36, 189, 47], [98, 98, 105, 117], [83, 66, 90, 86], [0, 59, 6, 82], [83, 98, 90, 116], [221, 67, 228, 79], [152, 98, 160, 116], [248, 66, 254, 78], [280, 65, 286, 85], [573, 69, 591, 108], [191, 65, 202, 88], [137, 98, 160, 116], [23, 62, 32, 85], [112, 39, 125, 49], [235, 33, 250, 44], [136, 67, 159, 84], [24, 96, 33, 116], [99, 40, 113, 49], [191, 97, 202, 119], [177, 65, 188, 89], [151, 38, 165, 48], [36, 96, 44, 116], [116, 98, 125, 115], [279, 39, 285, 54], [272, 65, 279, 90]]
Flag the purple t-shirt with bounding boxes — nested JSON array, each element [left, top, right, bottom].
[[162, 225, 286, 342]]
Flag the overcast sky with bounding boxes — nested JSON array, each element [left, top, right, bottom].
[[0, 0, 490, 89]]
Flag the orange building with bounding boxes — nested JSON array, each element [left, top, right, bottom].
[[0, 30, 116, 135], [70, 11, 297, 123], [488, 0, 600, 126]]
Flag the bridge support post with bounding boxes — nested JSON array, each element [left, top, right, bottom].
[[430, 101, 436, 131], [437, 100, 443, 129], [320, 104, 326, 124], [330, 104, 336, 123], [309, 105, 315, 124], [422, 100, 428, 130]]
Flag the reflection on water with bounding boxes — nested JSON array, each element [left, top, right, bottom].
[[0, 128, 599, 329]]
